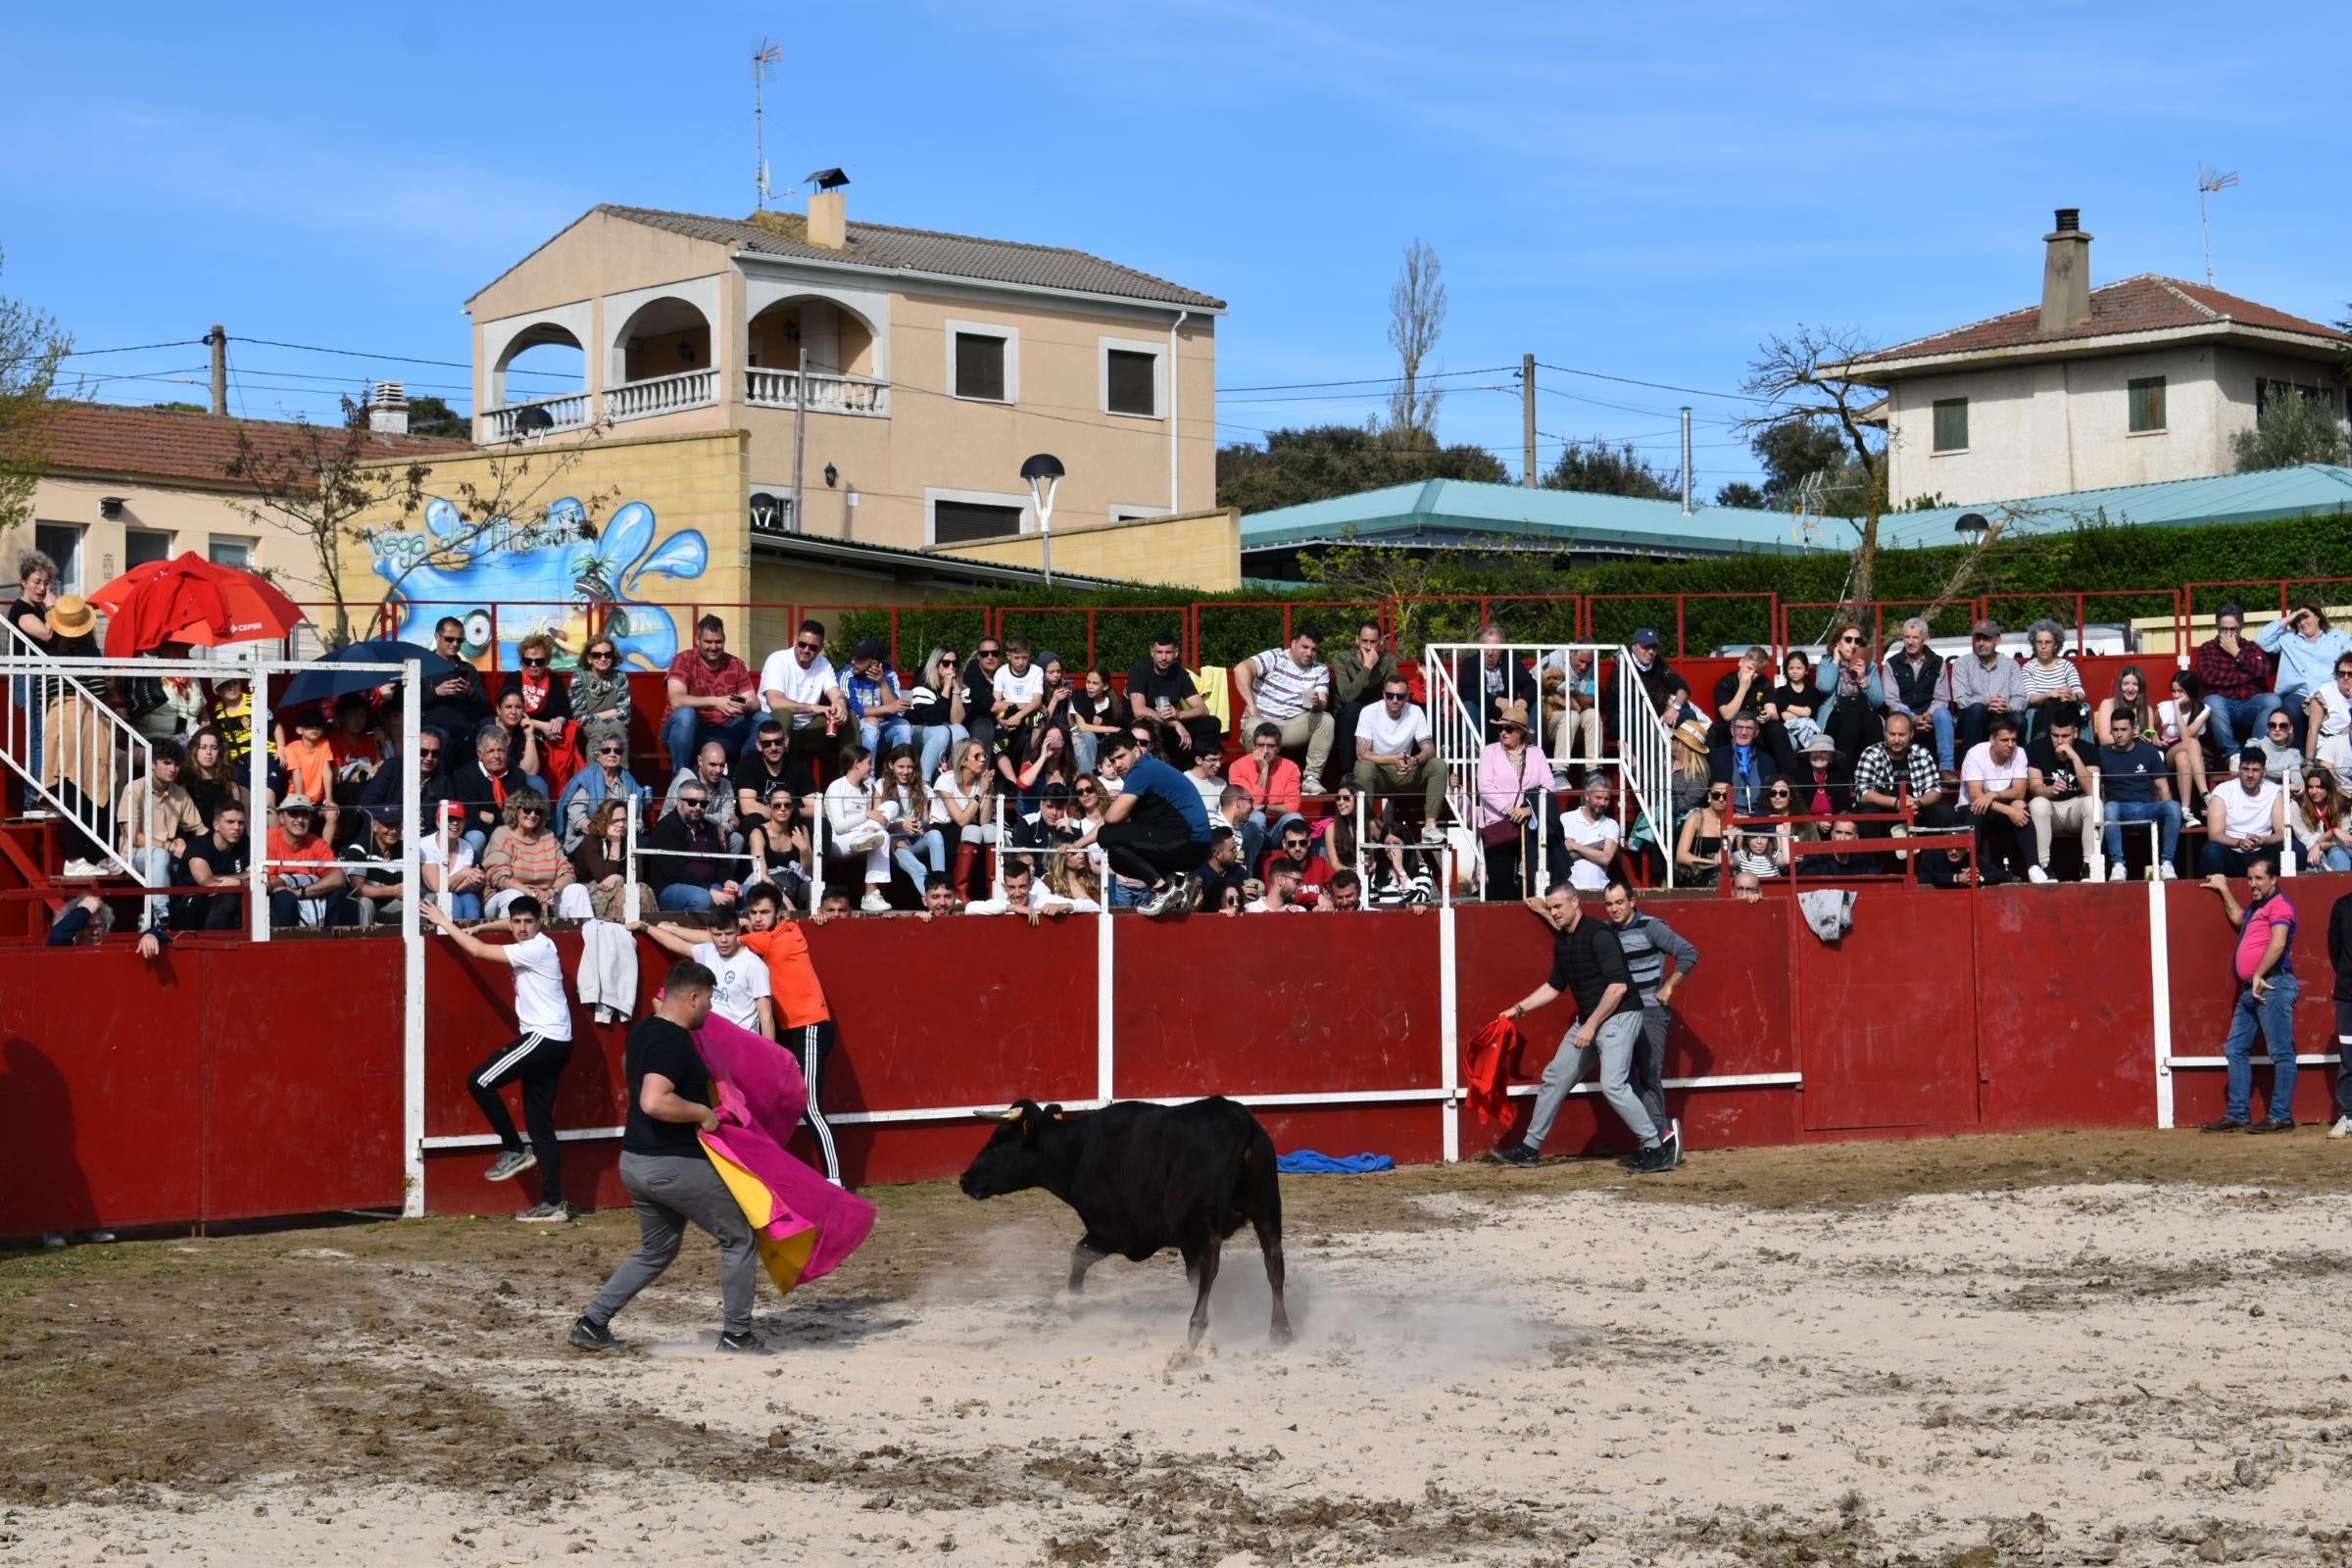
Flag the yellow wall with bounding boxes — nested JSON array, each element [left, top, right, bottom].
[[932, 507, 1240, 591]]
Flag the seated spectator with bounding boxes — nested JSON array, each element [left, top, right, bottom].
[[1070, 772, 1108, 834], [1008, 780, 1080, 856], [1365, 827, 1436, 908], [2094, 708, 2181, 881], [47, 893, 162, 960], [1731, 868, 1765, 902], [1043, 838, 1102, 910], [1125, 629, 1221, 760], [759, 618, 848, 780], [965, 855, 1095, 922], [2258, 598, 2352, 740], [2306, 656, 2352, 780], [665, 612, 760, 775], [1706, 711, 1781, 814], [423, 800, 486, 921], [1853, 711, 1955, 834], [1246, 863, 1310, 913], [933, 737, 998, 900], [1768, 648, 1824, 754], [821, 744, 894, 913], [559, 730, 651, 851], [1321, 868, 1365, 910], [1917, 840, 1985, 889], [1712, 645, 1796, 770], [481, 788, 589, 920], [1961, 715, 2032, 882], [567, 797, 640, 922], [2159, 672, 2215, 826], [277, 705, 341, 847], [2093, 663, 2159, 745], [500, 632, 571, 736], [1065, 663, 1122, 777], [489, 685, 548, 793], [1212, 783, 1267, 874], [843, 638, 911, 757], [1195, 826, 1250, 909], [180, 724, 248, 830], [1787, 733, 1854, 824], [745, 784, 811, 906], [907, 643, 969, 783], [1259, 816, 1337, 899], [1675, 781, 1732, 886], [1475, 700, 1551, 901], [1730, 828, 1787, 882], [1557, 772, 1622, 892], [1813, 622, 1886, 758], [2024, 714, 2099, 884], [1236, 625, 1335, 794], [1542, 646, 1602, 778], [878, 743, 947, 895], [1231, 722, 1303, 826], [1002, 720, 1079, 808], [1352, 675, 1446, 837], [347, 808, 412, 929], [730, 719, 799, 848], [117, 739, 203, 907], [2291, 767, 2352, 874], [1803, 817, 1885, 878], [567, 633, 631, 748], [989, 635, 1049, 765], [665, 740, 746, 851], [642, 779, 742, 913], [264, 794, 356, 928], [2255, 709, 2305, 790], [1879, 618, 1950, 772], [1322, 783, 1362, 875], [1616, 627, 1692, 731], [1946, 619, 2028, 757], [1453, 622, 1541, 739], [2203, 748, 2288, 878], [359, 723, 453, 822], [1184, 746, 1226, 817], [1760, 778, 1798, 838], [326, 693, 387, 807], [172, 801, 252, 933], [2191, 603, 2279, 756], [2019, 619, 2089, 743], [1332, 620, 1398, 773], [415, 618, 487, 752], [449, 725, 524, 859]]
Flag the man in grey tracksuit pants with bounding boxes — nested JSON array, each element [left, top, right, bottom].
[[1602, 877, 1698, 1165], [1485, 882, 1672, 1174]]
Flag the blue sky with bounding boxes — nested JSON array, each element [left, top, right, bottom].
[[4, 1, 2343, 495]]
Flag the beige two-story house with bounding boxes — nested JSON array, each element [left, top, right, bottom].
[[467, 187, 1224, 553]]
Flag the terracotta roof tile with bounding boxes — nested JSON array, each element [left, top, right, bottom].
[[1864, 274, 2347, 365], [40, 403, 471, 487]]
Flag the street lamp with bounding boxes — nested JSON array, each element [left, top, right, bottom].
[[1021, 452, 1065, 586]]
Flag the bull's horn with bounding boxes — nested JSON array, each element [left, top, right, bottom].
[[997, 1104, 1025, 1121]]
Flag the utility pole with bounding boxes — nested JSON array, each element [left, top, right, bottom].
[[208, 324, 226, 416], [1521, 353, 1537, 487], [1680, 407, 1693, 515]]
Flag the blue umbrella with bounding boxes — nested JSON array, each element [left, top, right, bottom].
[[279, 638, 459, 710]]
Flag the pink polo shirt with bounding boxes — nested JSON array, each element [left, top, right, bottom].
[[2235, 891, 2295, 984]]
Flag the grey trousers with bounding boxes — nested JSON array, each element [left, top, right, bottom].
[[1633, 1000, 1671, 1133], [1523, 1008, 1653, 1152], [585, 1150, 759, 1337]]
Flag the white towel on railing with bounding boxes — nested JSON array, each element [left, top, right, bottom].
[[576, 917, 639, 1025]]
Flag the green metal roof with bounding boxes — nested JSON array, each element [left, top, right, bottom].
[[1239, 479, 1800, 559], [1878, 465, 2352, 548]]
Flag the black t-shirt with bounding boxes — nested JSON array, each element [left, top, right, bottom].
[[731, 750, 793, 799], [1544, 916, 1633, 1016], [1068, 688, 1113, 729], [185, 832, 250, 883], [957, 660, 995, 722], [1125, 659, 1199, 718], [1714, 669, 1772, 723], [1768, 680, 1815, 717], [621, 1016, 710, 1156], [905, 682, 955, 730], [2027, 734, 2092, 798]]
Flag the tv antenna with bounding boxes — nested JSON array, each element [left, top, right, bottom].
[[1789, 469, 1827, 552], [2197, 164, 2239, 288], [752, 39, 783, 209]]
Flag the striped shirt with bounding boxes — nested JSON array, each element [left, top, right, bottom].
[[1611, 912, 1698, 1004], [1249, 648, 1330, 721], [1367, 858, 1435, 906], [2022, 657, 2082, 703], [483, 827, 572, 894]]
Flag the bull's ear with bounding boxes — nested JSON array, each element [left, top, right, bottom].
[[1045, 1103, 1064, 1120]]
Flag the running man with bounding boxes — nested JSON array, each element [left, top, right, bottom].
[[420, 895, 576, 1220], [738, 881, 844, 1184], [640, 906, 774, 1040], [1485, 882, 1672, 1173], [569, 960, 766, 1354], [1601, 874, 1697, 1168]]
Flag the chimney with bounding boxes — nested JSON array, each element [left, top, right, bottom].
[[2038, 208, 2092, 333], [808, 188, 846, 251], [367, 380, 409, 436]]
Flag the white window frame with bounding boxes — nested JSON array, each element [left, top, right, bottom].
[[207, 535, 255, 569], [1099, 336, 1166, 420], [1109, 504, 1172, 524], [924, 486, 1035, 548], [944, 318, 1019, 405], [124, 526, 176, 567], [33, 522, 85, 593]]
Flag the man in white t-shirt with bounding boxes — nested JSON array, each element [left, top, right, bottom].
[[1350, 676, 1446, 837], [1244, 864, 1310, 913], [1960, 714, 2032, 882], [760, 618, 850, 780], [641, 906, 774, 1038], [1556, 772, 1624, 892], [2203, 747, 2288, 878], [421, 895, 577, 1222], [990, 635, 1048, 738]]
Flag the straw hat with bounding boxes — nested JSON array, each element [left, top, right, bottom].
[[46, 595, 95, 638], [1494, 700, 1532, 731]]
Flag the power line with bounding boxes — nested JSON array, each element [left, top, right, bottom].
[[1213, 364, 1519, 395], [229, 334, 575, 381], [1536, 361, 1772, 406]]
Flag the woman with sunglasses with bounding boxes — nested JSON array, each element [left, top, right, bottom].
[[1812, 622, 1886, 759], [930, 737, 997, 900], [504, 633, 582, 794], [2255, 707, 2306, 791], [481, 788, 590, 920], [906, 644, 968, 784], [568, 635, 632, 749], [2303, 655, 2352, 782], [1675, 782, 1732, 886], [557, 728, 652, 851]]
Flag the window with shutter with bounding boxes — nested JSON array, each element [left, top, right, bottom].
[[1105, 349, 1157, 416], [2128, 377, 2166, 433], [932, 500, 1024, 545], [1931, 398, 1968, 452], [954, 333, 1006, 402]]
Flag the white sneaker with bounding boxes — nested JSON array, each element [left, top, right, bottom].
[[2329, 1115, 2352, 1140], [2026, 864, 2052, 884], [858, 893, 892, 914], [61, 858, 108, 879], [2159, 864, 2178, 880], [1421, 823, 1446, 844], [2182, 808, 2202, 827], [1299, 778, 1327, 798], [2106, 863, 2128, 882]]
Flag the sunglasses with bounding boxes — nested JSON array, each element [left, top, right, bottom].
[[521, 657, 549, 668], [1838, 634, 1861, 644], [587, 648, 616, 662], [978, 648, 1002, 658], [797, 639, 823, 653], [679, 798, 707, 808], [1383, 692, 1408, 702], [759, 738, 785, 749], [598, 744, 622, 756], [517, 807, 544, 817], [436, 632, 461, 643], [418, 749, 442, 760]]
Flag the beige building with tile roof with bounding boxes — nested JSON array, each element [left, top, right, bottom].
[[466, 190, 1223, 557]]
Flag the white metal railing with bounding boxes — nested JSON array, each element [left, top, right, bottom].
[[0, 633, 151, 883], [1614, 652, 1676, 889], [606, 368, 718, 423], [743, 368, 891, 417], [481, 391, 592, 441]]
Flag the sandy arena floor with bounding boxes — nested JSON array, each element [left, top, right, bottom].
[[7, 1130, 2352, 1566]]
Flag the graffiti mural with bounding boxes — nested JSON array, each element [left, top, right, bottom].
[[365, 497, 709, 670]]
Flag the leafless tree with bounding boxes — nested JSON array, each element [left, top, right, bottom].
[[1739, 326, 1888, 607], [0, 248, 70, 535], [1385, 239, 1446, 444]]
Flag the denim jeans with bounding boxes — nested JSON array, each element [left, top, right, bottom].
[[2308, 843, 2352, 873], [2205, 693, 2281, 757], [917, 723, 967, 783], [657, 882, 719, 912], [1071, 729, 1099, 777], [2102, 800, 2181, 866], [859, 715, 913, 758], [892, 826, 946, 891], [2223, 971, 2298, 1125], [662, 708, 756, 775], [440, 890, 483, 921], [1926, 707, 1955, 773]]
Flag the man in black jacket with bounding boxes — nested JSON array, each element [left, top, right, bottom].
[[360, 725, 454, 826], [1880, 616, 1950, 772], [1706, 712, 1783, 815], [418, 617, 490, 754], [448, 726, 524, 858], [644, 782, 740, 913]]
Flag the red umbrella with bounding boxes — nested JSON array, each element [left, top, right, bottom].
[[87, 552, 307, 657]]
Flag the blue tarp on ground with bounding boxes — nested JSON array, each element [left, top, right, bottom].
[[1276, 1151, 1396, 1175]]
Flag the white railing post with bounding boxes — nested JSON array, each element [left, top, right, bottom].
[[624, 801, 641, 923], [248, 665, 272, 942], [2150, 827, 2176, 1129], [400, 659, 424, 1216], [808, 790, 826, 910]]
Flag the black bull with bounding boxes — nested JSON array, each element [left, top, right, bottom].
[[959, 1097, 1291, 1350]]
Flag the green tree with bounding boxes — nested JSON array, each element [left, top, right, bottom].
[[1747, 417, 1847, 509], [1713, 480, 1766, 510], [1214, 423, 1507, 512], [1539, 435, 1678, 500], [1739, 326, 1889, 603], [2230, 390, 2349, 471], [0, 247, 70, 535]]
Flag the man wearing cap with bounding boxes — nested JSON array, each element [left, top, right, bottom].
[[264, 793, 356, 928], [842, 638, 910, 757], [1619, 627, 1691, 730], [2202, 748, 2288, 878], [348, 808, 414, 928], [1787, 731, 1854, 824], [1943, 620, 2028, 761]]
